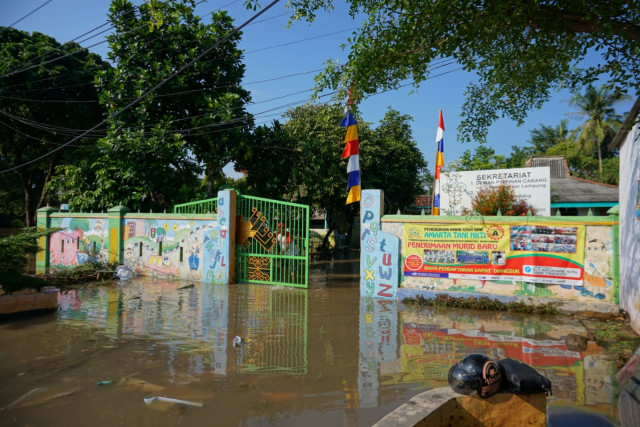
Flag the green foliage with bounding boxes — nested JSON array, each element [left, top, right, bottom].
[[239, 104, 428, 220], [454, 145, 507, 171], [361, 107, 429, 211], [464, 183, 536, 216], [0, 228, 59, 293], [51, 0, 251, 211], [271, 0, 640, 143], [0, 27, 108, 226]]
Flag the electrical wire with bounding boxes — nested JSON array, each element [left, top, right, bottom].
[[7, 0, 53, 27], [0, 0, 283, 174]]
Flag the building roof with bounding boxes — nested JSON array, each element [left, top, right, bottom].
[[526, 156, 618, 203], [525, 156, 570, 178], [413, 194, 433, 208]]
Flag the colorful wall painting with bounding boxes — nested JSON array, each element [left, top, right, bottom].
[[360, 190, 401, 299], [397, 223, 615, 302], [203, 190, 234, 284], [49, 216, 109, 267], [403, 222, 586, 286], [123, 217, 216, 281]]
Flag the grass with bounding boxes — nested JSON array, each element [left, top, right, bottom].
[[402, 294, 559, 315]]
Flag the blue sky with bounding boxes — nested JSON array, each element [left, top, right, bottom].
[[2, 0, 633, 178]]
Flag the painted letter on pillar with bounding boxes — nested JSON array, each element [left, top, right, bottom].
[[360, 190, 400, 299]]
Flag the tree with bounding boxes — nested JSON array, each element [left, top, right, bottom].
[[464, 184, 536, 216], [280, 103, 354, 226], [235, 121, 299, 200], [240, 104, 428, 245], [361, 108, 429, 212], [0, 228, 58, 293], [0, 27, 108, 226], [53, 0, 251, 212], [454, 145, 507, 171], [263, 0, 640, 143], [569, 84, 629, 176]]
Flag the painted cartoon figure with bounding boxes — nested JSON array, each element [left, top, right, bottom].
[[188, 238, 201, 280], [50, 229, 84, 266], [144, 255, 179, 277]]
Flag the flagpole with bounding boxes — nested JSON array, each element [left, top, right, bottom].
[[432, 110, 445, 215]]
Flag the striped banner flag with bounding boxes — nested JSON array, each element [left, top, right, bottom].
[[433, 110, 445, 215], [340, 112, 361, 204]]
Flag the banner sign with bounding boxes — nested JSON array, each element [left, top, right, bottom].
[[440, 167, 551, 216], [403, 223, 585, 285]]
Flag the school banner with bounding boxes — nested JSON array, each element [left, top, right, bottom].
[[403, 223, 585, 285]]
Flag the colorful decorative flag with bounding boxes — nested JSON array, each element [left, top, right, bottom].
[[433, 110, 444, 215], [340, 112, 361, 204]]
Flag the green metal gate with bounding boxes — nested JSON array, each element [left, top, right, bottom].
[[235, 195, 309, 288]]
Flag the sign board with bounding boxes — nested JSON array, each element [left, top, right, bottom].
[[403, 222, 585, 286], [440, 167, 551, 216]]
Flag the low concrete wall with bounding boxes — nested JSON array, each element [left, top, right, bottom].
[[360, 191, 619, 313], [375, 387, 546, 427], [0, 288, 59, 315], [37, 190, 236, 284]]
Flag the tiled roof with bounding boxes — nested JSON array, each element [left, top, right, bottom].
[[551, 177, 619, 203], [413, 194, 433, 207], [526, 156, 618, 203], [525, 156, 569, 178]]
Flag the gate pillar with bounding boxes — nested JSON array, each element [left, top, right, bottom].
[[203, 190, 237, 284]]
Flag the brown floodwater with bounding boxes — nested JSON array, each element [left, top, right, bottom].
[[0, 259, 622, 426]]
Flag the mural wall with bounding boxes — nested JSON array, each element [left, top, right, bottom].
[[372, 197, 616, 311], [360, 190, 401, 299], [49, 216, 109, 267], [40, 190, 236, 283], [397, 224, 614, 304], [122, 216, 216, 281]]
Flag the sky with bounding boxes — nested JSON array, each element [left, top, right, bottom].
[[1, 0, 633, 178]]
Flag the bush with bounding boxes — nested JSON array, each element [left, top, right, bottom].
[[463, 183, 536, 216], [0, 227, 58, 294]]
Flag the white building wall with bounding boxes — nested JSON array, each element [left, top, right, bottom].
[[619, 123, 640, 333]]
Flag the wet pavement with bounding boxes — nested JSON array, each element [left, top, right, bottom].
[[0, 258, 622, 426]]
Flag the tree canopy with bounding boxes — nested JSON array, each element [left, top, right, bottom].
[[52, 0, 251, 212], [266, 0, 640, 143], [0, 27, 108, 225], [236, 103, 428, 223]]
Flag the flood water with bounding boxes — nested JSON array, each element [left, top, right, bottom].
[[0, 258, 623, 426]]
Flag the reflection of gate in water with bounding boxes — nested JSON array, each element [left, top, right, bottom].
[[235, 195, 309, 288], [235, 287, 308, 375]]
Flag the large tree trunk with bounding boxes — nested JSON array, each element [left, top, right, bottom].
[[20, 172, 34, 227]]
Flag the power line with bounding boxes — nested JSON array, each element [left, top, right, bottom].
[[7, 0, 52, 27], [0, 0, 283, 174], [0, 8, 292, 93], [0, 60, 461, 139]]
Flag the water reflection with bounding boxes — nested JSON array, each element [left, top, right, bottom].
[[58, 278, 307, 379], [357, 299, 618, 423], [0, 272, 622, 426]]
